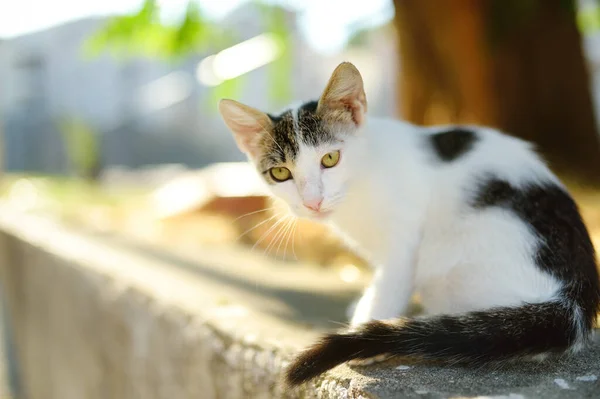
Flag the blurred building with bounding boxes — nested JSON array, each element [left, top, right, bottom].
[[0, 5, 398, 175]]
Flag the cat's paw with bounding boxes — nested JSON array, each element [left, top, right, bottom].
[[347, 354, 393, 367]]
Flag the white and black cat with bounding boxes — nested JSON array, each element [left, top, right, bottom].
[[218, 62, 600, 386]]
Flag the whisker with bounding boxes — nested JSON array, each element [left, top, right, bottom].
[[277, 217, 295, 259], [291, 219, 299, 261], [261, 215, 289, 256], [283, 216, 297, 260], [327, 193, 348, 204], [266, 219, 286, 258], [237, 212, 280, 241], [253, 214, 287, 252], [265, 216, 289, 257], [261, 217, 283, 256], [329, 320, 352, 329], [232, 206, 276, 223]]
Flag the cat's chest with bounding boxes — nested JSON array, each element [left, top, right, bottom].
[[329, 186, 390, 261]]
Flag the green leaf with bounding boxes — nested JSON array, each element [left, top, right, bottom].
[[85, 0, 293, 108], [207, 77, 245, 110], [578, 4, 600, 33], [257, 2, 293, 106], [58, 117, 101, 180], [84, 0, 238, 60]]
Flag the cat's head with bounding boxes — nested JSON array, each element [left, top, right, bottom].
[[218, 62, 367, 220]]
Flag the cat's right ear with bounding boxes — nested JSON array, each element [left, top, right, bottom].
[[317, 62, 367, 127], [218, 99, 272, 158]]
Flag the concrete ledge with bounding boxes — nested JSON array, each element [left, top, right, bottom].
[[0, 209, 368, 398], [0, 209, 599, 398]]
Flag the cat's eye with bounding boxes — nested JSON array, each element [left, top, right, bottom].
[[269, 167, 292, 182], [321, 151, 340, 168]]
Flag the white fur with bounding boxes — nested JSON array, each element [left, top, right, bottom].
[[270, 139, 351, 219], [266, 116, 568, 328]]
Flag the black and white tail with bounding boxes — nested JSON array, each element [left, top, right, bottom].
[[284, 300, 595, 386]]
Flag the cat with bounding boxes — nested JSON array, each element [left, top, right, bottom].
[[218, 61, 600, 387]]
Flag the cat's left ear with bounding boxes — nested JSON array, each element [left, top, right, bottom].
[[317, 62, 367, 126], [218, 99, 272, 158]]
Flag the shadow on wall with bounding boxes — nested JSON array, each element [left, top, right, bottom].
[[82, 227, 358, 330]]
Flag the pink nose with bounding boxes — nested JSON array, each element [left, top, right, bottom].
[[303, 198, 323, 211]]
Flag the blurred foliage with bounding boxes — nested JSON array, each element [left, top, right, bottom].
[[86, 0, 600, 109], [0, 175, 136, 209], [578, 2, 600, 32], [347, 28, 372, 48], [261, 5, 293, 104], [87, 0, 293, 107], [84, 0, 235, 59], [58, 117, 101, 181]]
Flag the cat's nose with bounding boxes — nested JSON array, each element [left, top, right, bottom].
[[303, 198, 323, 211]]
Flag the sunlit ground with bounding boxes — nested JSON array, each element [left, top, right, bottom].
[[0, 174, 367, 280], [2, 173, 600, 276]]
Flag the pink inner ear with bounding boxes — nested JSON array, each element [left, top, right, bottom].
[[318, 63, 367, 126], [322, 97, 366, 126], [232, 122, 264, 157], [341, 98, 366, 126], [219, 99, 271, 156]]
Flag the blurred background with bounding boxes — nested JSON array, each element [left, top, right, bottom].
[[0, 0, 599, 248], [1, 0, 600, 317], [1, 0, 600, 395], [0, 0, 408, 267]]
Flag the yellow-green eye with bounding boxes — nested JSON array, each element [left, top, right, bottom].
[[321, 150, 340, 168], [269, 167, 292, 182]]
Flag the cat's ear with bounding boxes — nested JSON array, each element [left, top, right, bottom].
[[218, 99, 272, 158], [317, 62, 367, 126]]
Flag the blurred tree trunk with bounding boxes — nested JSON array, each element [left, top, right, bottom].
[[393, 0, 600, 183]]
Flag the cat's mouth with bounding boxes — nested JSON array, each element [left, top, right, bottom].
[[310, 209, 333, 220]]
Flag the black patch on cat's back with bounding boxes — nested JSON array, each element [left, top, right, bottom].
[[471, 176, 600, 329], [429, 128, 479, 162], [470, 179, 515, 208]]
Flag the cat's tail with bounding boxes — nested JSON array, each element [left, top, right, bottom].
[[284, 300, 590, 386]]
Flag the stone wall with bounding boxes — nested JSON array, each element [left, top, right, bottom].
[[0, 210, 363, 399], [0, 209, 599, 399]]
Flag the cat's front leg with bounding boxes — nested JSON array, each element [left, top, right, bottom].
[[350, 285, 381, 326], [350, 229, 419, 327], [347, 244, 418, 367], [350, 246, 417, 327]]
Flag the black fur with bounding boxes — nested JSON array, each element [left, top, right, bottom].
[[263, 110, 298, 168], [296, 100, 338, 146], [285, 302, 574, 386], [298, 100, 319, 114], [284, 176, 600, 387], [429, 128, 479, 162], [471, 177, 600, 330], [261, 100, 337, 173]]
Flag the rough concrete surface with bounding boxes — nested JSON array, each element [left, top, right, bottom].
[[0, 208, 598, 399], [0, 300, 13, 398]]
